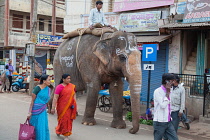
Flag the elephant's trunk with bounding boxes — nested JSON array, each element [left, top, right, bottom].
[[125, 51, 142, 134], [128, 77, 141, 134]]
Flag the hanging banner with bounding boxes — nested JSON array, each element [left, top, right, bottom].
[[36, 34, 63, 47], [176, 0, 187, 15], [119, 11, 161, 32], [114, 0, 174, 12], [183, 0, 210, 23]]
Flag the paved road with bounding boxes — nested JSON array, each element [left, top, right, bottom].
[[0, 92, 192, 140]]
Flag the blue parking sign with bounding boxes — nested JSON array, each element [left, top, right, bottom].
[[142, 44, 157, 61]]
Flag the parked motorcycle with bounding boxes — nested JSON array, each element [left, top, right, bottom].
[[12, 76, 27, 92]]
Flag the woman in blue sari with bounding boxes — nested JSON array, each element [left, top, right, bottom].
[[28, 75, 51, 140]]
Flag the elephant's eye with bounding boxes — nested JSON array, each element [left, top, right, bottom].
[[119, 55, 126, 62]]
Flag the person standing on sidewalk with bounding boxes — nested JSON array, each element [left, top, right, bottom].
[[27, 75, 51, 140], [170, 74, 189, 132], [153, 73, 178, 140], [5, 59, 14, 93], [0, 65, 10, 93], [51, 74, 77, 140]]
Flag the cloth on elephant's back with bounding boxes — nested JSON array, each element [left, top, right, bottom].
[[62, 27, 116, 39]]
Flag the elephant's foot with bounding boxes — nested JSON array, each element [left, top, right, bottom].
[[111, 119, 126, 129], [82, 117, 96, 126]]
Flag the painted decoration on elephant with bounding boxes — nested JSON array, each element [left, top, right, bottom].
[[60, 55, 74, 68], [118, 11, 161, 32], [67, 38, 76, 51], [183, 0, 210, 23], [116, 36, 141, 75], [113, 0, 174, 12]]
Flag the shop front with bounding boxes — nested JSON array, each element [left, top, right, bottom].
[[137, 36, 170, 102], [118, 10, 171, 102]]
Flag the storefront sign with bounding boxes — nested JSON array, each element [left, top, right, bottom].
[[183, 0, 210, 23], [119, 11, 161, 32], [176, 0, 187, 14], [36, 34, 63, 47], [9, 32, 30, 47], [113, 0, 174, 12], [81, 13, 119, 28]]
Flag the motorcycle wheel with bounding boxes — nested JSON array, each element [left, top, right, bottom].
[[12, 85, 19, 92]]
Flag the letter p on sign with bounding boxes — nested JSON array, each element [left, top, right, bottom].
[[142, 44, 157, 61]]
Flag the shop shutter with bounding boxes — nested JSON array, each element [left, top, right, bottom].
[[140, 41, 168, 103]]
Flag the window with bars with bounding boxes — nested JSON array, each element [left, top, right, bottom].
[[12, 14, 23, 29], [91, 0, 97, 9], [26, 16, 30, 30], [39, 18, 45, 31], [108, 0, 114, 12], [56, 18, 64, 33]]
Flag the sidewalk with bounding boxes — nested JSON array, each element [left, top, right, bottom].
[[77, 94, 210, 140]]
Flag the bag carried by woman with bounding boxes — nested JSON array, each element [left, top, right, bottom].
[[18, 118, 35, 140]]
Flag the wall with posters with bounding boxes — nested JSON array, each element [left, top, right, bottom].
[[114, 0, 174, 12], [118, 11, 161, 32], [176, 0, 187, 15], [36, 34, 63, 47], [183, 0, 210, 23]]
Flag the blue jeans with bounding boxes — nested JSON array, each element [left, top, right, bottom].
[[171, 111, 180, 132], [153, 121, 178, 140]]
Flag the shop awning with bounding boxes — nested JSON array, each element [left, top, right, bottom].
[[159, 22, 210, 29], [136, 35, 172, 43]]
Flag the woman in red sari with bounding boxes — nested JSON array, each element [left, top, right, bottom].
[[51, 74, 77, 140]]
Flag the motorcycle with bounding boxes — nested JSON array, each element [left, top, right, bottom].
[[12, 76, 27, 92]]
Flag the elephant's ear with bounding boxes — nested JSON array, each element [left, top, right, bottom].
[[93, 40, 110, 66]]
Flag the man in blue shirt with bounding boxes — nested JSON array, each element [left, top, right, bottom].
[[89, 1, 111, 29], [5, 59, 14, 92]]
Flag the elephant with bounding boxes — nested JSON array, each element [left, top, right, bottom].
[[53, 31, 142, 134]]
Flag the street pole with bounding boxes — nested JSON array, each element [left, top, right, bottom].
[[52, 0, 56, 36], [29, 0, 38, 95], [146, 61, 151, 109]]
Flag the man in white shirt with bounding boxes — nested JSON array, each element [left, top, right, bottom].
[[89, 1, 111, 29], [153, 73, 178, 140]]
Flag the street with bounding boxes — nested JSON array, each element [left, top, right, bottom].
[[0, 92, 192, 140]]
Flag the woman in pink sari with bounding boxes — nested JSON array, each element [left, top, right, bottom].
[[51, 74, 77, 140]]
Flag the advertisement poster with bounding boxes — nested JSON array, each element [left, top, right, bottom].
[[176, 0, 187, 14], [118, 11, 161, 32], [114, 0, 174, 12], [183, 0, 210, 23], [36, 34, 63, 47]]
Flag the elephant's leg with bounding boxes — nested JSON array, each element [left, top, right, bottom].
[[110, 78, 126, 129], [82, 82, 100, 126]]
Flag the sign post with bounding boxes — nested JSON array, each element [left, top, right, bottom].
[[142, 44, 157, 109]]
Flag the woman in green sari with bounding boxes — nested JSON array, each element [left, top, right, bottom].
[[28, 75, 51, 140]]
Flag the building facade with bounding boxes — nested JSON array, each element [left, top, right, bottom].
[[0, 0, 65, 73]]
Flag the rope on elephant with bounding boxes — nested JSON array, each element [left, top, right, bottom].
[[75, 28, 88, 72]]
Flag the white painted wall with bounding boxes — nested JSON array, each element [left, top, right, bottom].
[[168, 31, 181, 73], [64, 0, 111, 32], [10, 0, 66, 18]]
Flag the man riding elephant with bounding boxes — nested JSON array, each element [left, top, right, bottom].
[[52, 31, 142, 134]]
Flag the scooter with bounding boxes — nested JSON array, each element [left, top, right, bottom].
[[12, 75, 27, 92]]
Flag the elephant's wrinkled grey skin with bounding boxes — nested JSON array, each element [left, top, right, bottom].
[[53, 31, 142, 134]]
